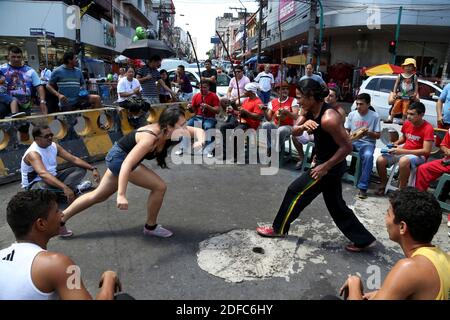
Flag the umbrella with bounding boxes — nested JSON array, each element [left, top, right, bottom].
[[114, 55, 129, 63], [283, 54, 307, 66], [363, 63, 404, 76], [122, 39, 175, 60]]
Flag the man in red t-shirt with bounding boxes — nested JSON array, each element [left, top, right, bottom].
[[376, 102, 434, 194], [176, 81, 219, 157], [416, 129, 450, 191], [219, 82, 264, 160], [261, 82, 299, 157]]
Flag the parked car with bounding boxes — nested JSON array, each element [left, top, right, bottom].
[[187, 62, 205, 69], [160, 59, 189, 71], [352, 75, 442, 126], [167, 67, 231, 97]]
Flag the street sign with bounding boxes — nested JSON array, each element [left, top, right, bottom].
[[29, 28, 44, 36], [211, 36, 220, 44], [45, 31, 55, 39]]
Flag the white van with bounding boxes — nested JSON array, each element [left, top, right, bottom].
[[160, 59, 189, 71], [352, 75, 442, 126]]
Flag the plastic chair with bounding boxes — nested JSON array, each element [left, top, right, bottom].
[[301, 142, 315, 171], [343, 151, 361, 187], [384, 163, 417, 195], [433, 173, 450, 212]]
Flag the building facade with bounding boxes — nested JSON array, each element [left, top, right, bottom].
[[0, 0, 159, 71], [261, 0, 450, 81]]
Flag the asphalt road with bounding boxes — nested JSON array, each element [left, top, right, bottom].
[[0, 156, 448, 300]]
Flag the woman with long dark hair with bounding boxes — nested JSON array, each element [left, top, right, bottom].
[[257, 79, 376, 252], [159, 69, 173, 103], [59, 106, 205, 238]]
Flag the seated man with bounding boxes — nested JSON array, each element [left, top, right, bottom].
[[219, 82, 264, 161], [261, 81, 299, 157], [376, 102, 433, 195], [0, 70, 24, 118], [416, 128, 450, 193], [219, 65, 250, 119], [344, 93, 381, 198], [0, 190, 130, 300], [47, 51, 101, 112], [176, 81, 219, 158], [0, 45, 47, 117], [116, 67, 148, 129], [21, 125, 100, 209], [340, 187, 449, 300], [326, 87, 346, 123]]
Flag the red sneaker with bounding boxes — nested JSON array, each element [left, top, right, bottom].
[[345, 241, 376, 253], [256, 226, 284, 238]]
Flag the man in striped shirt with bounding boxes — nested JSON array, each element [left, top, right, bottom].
[[47, 51, 101, 112], [136, 55, 176, 104]]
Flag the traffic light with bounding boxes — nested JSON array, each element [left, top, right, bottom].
[[313, 41, 321, 56], [388, 40, 396, 54]]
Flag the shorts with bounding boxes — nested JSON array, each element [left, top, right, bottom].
[[382, 153, 426, 169], [0, 93, 15, 105], [295, 131, 314, 144], [105, 143, 140, 176]]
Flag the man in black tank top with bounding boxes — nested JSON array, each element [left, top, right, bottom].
[[257, 79, 376, 252]]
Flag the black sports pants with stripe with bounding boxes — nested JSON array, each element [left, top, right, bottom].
[[272, 162, 376, 247]]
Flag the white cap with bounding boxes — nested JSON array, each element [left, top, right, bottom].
[[244, 82, 259, 93]]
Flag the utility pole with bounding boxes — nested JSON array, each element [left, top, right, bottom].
[[392, 6, 403, 64], [306, 0, 318, 65], [441, 43, 450, 85], [158, 0, 163, 40], [257, 0, 263, 64]]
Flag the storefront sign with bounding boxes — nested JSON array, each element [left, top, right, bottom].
[[279, 0, 296, 23], [103, 22, 116, 48]]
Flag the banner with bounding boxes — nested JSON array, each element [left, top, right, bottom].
[[279, 0, 296, 23]]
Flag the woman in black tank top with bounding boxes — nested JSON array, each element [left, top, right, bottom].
[[60, 106, 206, 238], [257, 79, 376, 252]]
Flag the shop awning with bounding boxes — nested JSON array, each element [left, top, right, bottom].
[[283, 54, 307, 65]]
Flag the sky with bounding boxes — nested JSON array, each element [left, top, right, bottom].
[[172, 0, 259, 59]]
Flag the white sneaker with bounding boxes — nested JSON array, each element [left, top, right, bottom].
[[76, 180, 92, 194], [143, 225, 173, 238], [5, 112, 26, 119], [175, 149, 183, 155]]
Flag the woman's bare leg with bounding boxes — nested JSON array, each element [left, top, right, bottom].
[[128, 165, 167, 225], [62, 169, 118, 223]]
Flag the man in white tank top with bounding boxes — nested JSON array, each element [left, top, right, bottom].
[[21, 125, 102, 237], [0, 190, 129, 300], [21, 125, 100, 206]]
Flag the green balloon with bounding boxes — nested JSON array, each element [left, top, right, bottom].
[[107, 74, 113, 81], [132, 35, 139, 42], [135, 26, 146, 39]]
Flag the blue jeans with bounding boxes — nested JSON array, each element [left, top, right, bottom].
[[181, 115, 217, 154], [258, 90, 271, 104], [0, 93, 14, 105], [352, 141, 375, 191]]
